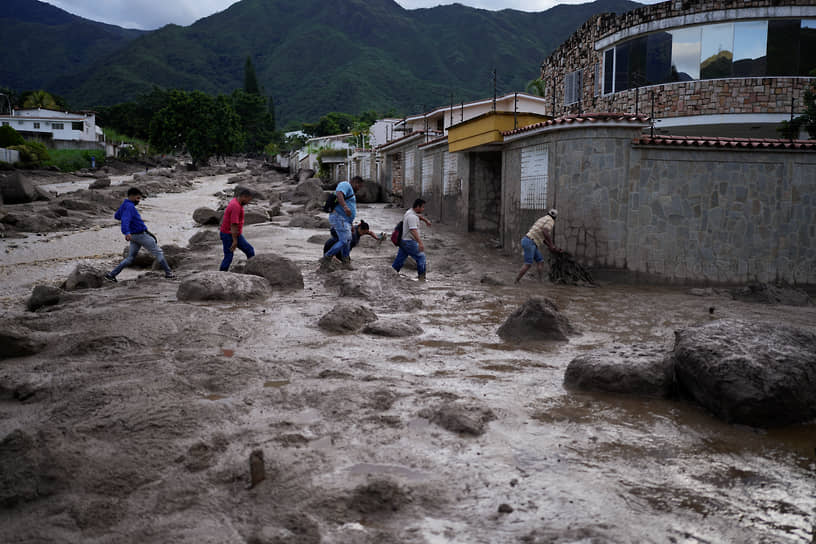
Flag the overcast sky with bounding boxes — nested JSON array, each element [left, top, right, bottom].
[[45, 0, 660, 30]]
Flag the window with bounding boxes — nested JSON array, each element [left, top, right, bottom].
[[700, 23, 734, 79], [421, 153, 433, 194], [603, 49, 614, 94], [670, 27, 701, 81], [17, 120, 24, 125], [564, 70, 582, 105], [404, 150, 415, 188], [52, 123, 64, 130], [802, 20, 816, 75], [593, 63, 600, 97], [443, 152, 458, 195], [520, 144, 548, 210], [767, 20, 800, 76], [1, 122, 8, 126], [72, 121, 83, 131], [33, 122, 40, 129]]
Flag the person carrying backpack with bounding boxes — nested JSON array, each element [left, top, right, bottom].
[[392, 198, 430, 281], [321, 175, 364, 266]]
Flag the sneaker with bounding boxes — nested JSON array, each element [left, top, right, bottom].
[[164, 272, 177, 279], [418, 274, 426, 282], [104, 273, 117, 283]]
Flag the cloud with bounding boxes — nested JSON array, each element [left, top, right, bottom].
[[45, 0, 239, 29], [44, 0, 664, 29]]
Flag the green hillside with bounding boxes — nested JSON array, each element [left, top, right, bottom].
[[8, 0, 640, 125]]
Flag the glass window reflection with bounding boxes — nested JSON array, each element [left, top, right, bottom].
[[733, 21, 767, 77], [801, 20, 816, 76], [767, 20, 800, 76], [701, 23, 734, 79], [670, 27, 700, 81]]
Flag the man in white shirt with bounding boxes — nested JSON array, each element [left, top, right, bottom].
[[392, 198, 429, 281]]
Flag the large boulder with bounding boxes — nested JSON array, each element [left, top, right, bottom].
[[0, 172, 39, 204], [88, 178, 111, 189], [497, 297, 575, 342], [193, 207, 222, 225], [564, 345, 674, 397], [291, 179, 325, 205], [62, 263, 106, 290], [0, 322, 47, 359], [176, 271, 270, 302], [244, 253, 304, 290], [243, 209, 269, 225], [318, 303, 377, 333], [288, 215, 329, 229], [672, 320, 816, 427], [355, 180, 383, 203], [187, 230, 220, 249], [297, 168, 315, 183]]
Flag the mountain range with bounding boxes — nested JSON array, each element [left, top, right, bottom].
[[2, 0, 642, 125]]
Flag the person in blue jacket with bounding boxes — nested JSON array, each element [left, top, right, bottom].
[[105, 187, 176, 282], [321, 175, 364, 265]]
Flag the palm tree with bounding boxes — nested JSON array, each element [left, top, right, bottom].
[[23, 90, 59, 110], [526, 78, 546, 97]]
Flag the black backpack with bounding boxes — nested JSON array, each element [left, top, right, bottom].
[[322, 192, 338, 213]]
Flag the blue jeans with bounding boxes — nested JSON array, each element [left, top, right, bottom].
[[220, 232, 255, 271], [392, 239, 426, 277], [325, 213, 352, 259], [110, 232, 171, 276], [521, 236, 544, 264]]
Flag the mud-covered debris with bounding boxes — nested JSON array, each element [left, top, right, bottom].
[[498, 503, 514, 514], [0, 321, 47, 359], [248, 513, 322, 544], [729, 282, 812, 307], [363, 319, 423, 338], [249, 449, 265, 488], [306, 234, 326, 245], [349, 478, 411, 514], [176, 271, 270, 302], [244, 253, 304, 290], [318, 303, 377, 333], [366, 389, 398, 411], [420, 402, 497, 436], [27, 285, 63, 312], [497, 297, 575, 343], [88, 178, 111, 189], [564, 346, 675, 398], [549, 251, 594, 285], [288, 214, 329, 229], [244, 209, 269, 225], [480, 275, 504, 286], [184, 442, 216, 472]]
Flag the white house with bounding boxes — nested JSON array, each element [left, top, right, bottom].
[[0, 108, 105, 151]]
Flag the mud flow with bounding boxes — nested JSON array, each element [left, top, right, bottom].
[[1, 162, 814, 543]]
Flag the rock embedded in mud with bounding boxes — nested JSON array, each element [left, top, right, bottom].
[[249, 449, 265, 488], [27, 285, 64, 312], [363, 319, 423, 338], [0, 429, 63, 507], [672, 319, 816, 427], [306, 234, 327, 245], [564, 347, 675, 397], [288, 214, 326, 229], [349, 478, 411, 514], [176, 271, 270, 302], [244, 253, 304, 290], [0, 172, 42, 204], [421, 402, 496, 436], [192, 207, 221, 225], [497, 297, 575, 342], [88, 178, 111, 189], [243, 209, 269, 225], [354, 180, 383, 203], [318, 303, 377, 333], [291, 179, 325, 205], [0, 322, 47, 359], [187, 229, 219, 249], [62, 263, 106, 290]]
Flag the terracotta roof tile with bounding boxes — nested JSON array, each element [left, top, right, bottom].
[[503, 112, 650, 136], [632, 135, 816, 150]]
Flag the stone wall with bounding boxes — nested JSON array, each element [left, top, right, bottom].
[[502, 124, 816, 285], [539, 0, 814, 119]]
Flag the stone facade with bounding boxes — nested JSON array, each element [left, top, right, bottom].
[[502, 124, 816, 285], [540, 0, 815, 120]]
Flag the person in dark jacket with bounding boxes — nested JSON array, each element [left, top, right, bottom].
[[105, 187, 176, 282]]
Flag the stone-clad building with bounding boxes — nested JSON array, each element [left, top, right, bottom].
[[540, 0, 816, 137]]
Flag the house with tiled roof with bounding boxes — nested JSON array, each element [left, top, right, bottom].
[[0, 108, 105, 150]]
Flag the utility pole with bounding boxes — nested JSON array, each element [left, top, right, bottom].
[[492, 68, 497, 112]]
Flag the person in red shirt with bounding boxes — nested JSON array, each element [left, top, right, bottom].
[[219, 188, 255, 271]]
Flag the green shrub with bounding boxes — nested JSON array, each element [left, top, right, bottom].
[[8, 141, 50, 165], [40, 149, 105, 172], [0, 125, 25, 148]]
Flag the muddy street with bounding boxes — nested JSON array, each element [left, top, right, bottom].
[[1, 163, 814, 543]]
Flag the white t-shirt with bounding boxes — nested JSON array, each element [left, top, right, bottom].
[[402, 208, 420, 241]]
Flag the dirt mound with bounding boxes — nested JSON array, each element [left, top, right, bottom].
[[497, 297, 575, 342], [349, 478, 412, 514], [420, 402, 496, 436], [318, 303, 377, 333]]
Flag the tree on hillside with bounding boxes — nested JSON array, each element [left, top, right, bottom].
[[97, 87, 171, 141], [232, 89, 275, 153], [22, 90, 60, 110], [302, 112, 356, 137], [526, 78, 546, 97], [244, 57, 261, 95], [0, 88, 17, 114], [149, 90, 243, 167]]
